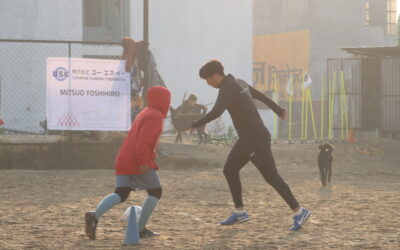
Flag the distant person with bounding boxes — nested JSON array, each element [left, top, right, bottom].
[[178, 94, 208, 143], [317, 144, 334, 187], [130, 94, 142, 122], [85, 86, 170, 240], [192, 60, 311, 231], [179, 94, 207, 116]]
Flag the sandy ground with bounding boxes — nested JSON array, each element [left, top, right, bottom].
[[0, 136, 399, 249]]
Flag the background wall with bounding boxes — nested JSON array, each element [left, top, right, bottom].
[[0, 0, 253, 133], [131, 0, 253, 131], [253, 0, 397, 101], [0, 0, 82, 40]]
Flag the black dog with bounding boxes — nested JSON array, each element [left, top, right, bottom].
[[318, 144, 334, 187]]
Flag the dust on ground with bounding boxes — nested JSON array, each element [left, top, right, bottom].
[[0, 136, 399, 249]]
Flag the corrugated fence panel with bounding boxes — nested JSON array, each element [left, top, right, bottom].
[[381, 58, 400, 132], [0, 40, 122, 143], [327, 58, 362, 136]]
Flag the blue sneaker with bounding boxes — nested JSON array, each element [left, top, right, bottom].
[[220, 211, 249, 225], [289, 208, 311, 231]]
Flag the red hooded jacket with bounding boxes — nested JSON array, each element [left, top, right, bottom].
[[115, 86, 171, 175]]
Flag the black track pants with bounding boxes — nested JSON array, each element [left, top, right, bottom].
[[223, 139, 299, 210]]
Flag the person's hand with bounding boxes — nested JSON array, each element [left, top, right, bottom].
[[279, 110, 287, 120], [139, 165, 150, 173]]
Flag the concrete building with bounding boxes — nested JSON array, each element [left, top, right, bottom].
[[0, 0, 83, 40], [253, 0, 397, 100]]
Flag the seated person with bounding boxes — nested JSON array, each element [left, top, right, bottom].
[[178, 94, 207, 116]]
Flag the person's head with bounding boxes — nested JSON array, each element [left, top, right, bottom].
[[147, 86, 171, 117], [319, 143, 334, 153], [199, 60, 225, 88], [188, 94, 197, 105]]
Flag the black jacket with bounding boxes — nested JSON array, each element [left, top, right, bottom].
[[192, 74, 284, 143]]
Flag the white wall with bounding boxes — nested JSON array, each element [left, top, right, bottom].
[[0, 0, 82, 40], [131, 0, 253, 131], [0, 0, 83, 132], [0, 0, 254, 134]]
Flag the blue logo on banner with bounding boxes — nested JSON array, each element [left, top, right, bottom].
[[53, 67, 69, 81]]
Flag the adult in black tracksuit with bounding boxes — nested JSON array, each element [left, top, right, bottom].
[[192, 60, 310, 230]]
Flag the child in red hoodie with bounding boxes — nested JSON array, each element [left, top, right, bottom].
[[85, 86, 171, 240]]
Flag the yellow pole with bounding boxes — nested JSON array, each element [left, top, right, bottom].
[[340, 71, 349, 139], [340, 73, 345, 140], [304, 88, 310, 140], [321, 74, 324, 140], [307, 88, 318, 139], [328, 72, 337, 140], [288, 73, 293, 141], [328, 75, 332, 139], [273, 74, 279, 140]]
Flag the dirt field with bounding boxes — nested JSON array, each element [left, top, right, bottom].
[[0, 137, 399, 249]]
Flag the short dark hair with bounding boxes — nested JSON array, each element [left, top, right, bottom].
[[199, 60, 224, 79], [188, 94, 197, 101]]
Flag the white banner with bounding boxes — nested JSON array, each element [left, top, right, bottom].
[[46, 57, 131, 131]]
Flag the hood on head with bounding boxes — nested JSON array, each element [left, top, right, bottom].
[[147, 86, 171, 117]]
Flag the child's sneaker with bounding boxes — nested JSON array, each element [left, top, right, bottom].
[[139, 227, 160, 238], [289, 208, 311, 231], [219, 211, 249, 225], [85, 211, 98, 240]]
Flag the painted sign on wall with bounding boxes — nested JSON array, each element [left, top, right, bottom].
[[253, 30, 310, 102]]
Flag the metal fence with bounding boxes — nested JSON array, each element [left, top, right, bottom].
[[327, 58, 362, 141], [4, 40, 388, 146], [0, 39, 122, 143], [381, 58, 400, 134], [327, 57, 400, 139], [272, 58, 362, 143]]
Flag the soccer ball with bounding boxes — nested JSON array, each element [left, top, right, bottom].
[[123, 206, 142, 222]]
